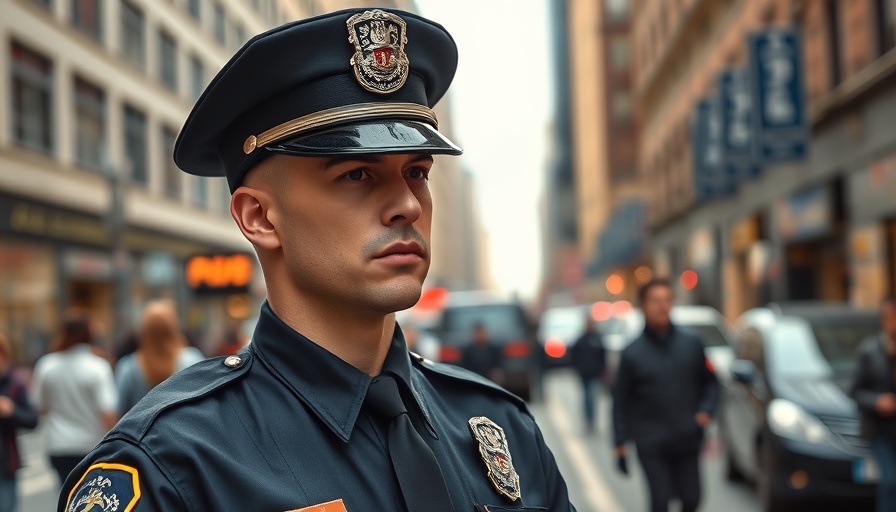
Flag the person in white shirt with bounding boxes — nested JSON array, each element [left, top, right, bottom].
[[32, 312, 118, 484]]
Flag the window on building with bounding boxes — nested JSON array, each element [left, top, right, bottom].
[[611, 90, 632, 122], [187, 0, 201, 21], [605, 0, 628, 22], [161, 126, 180, 199], [234, 23, 246, 48], [120, 1, 145, 70], [123, 105, 147, 185], [610, 38, 630, 71], [214, 3, 227, 46], [189, 55, 205, 100], [71, 0, 103, 41], [158, 30, 178, 92], [193, 176, 208, 208], [11, 42, 54, 154], [73, 76, 106, 170], [825, 0, 842, 87], [875, 0, 896, 56]]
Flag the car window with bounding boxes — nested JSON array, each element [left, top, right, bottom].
[[441, 305, 526, 344], [767, 317, 877, 377], [679, 323, 729, 348]]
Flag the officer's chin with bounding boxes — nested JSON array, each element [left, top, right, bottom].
[[368, 276, 425, 314]]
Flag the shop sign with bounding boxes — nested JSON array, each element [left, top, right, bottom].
[[691, 95, 736, 201], [719, 68, 760, 182], [776, 185, 830, 242], [185, 253, 254, 295], [748, 28, 809, 162]]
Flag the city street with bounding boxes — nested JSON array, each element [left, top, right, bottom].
[[20, 369, 764, 512], [531, 369, 760, 512]]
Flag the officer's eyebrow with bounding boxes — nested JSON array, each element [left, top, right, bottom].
[[319, 154, 434, 171]]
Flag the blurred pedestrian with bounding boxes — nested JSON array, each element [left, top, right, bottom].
[[612, 278, 718, 512], [214, 326, 248, 357], [116, 300, 205, 415], [851, 295, 896, 512], [33, 311, 118, 485], [570, 314, 606, 433], [461, 322, 503, 383], [0, 332, 37, 512]]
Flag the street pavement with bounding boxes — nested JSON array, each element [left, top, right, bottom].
[[12, 370, 810, 512], [531, 369, 760, 511]]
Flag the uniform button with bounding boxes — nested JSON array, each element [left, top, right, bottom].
[[224, 355, 243, 368]]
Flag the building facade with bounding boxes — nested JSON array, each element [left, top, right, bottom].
[[631, 0, 896, 318], [1, 0, 481, 361]]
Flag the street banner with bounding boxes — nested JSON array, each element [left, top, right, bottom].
[[719, 68, 760, 182], [691, 95, 735, 201], [748, 27, 809, 162]]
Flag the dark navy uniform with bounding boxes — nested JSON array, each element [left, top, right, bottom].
[[60, 7, 575, 511], [60, 304, 573, 511]]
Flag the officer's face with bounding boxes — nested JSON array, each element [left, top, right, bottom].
[[244, 153, 434, 314], [641, 284, 672, 329]]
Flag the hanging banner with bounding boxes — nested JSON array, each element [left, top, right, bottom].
[[719, 68, 760, 182], [691, 95, 735, 201], [748, 28, 809, 162]]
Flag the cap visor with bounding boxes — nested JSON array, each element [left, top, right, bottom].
[[265, 119, 462, 156]]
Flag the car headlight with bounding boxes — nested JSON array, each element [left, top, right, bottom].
[[767, 399, 836, 445]]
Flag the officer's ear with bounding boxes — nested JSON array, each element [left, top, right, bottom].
[[230, 185, 281, 251]]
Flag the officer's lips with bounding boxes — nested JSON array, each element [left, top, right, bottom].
[[372, 241, 426, 265]]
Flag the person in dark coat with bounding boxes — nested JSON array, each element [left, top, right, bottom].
[[851, 295, 896, 512], [0, 332, 38, 512], [612, 278, 718, 512], [570, 314, 606, 432], [461, 322, 503, 383]]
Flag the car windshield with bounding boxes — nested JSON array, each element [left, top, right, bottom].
[[442, 304, 526, 345], [540, 307, 587, 340], [681, 323, 730, 348], [769, 316, 878, 377]]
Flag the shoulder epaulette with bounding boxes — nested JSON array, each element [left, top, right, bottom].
[[408, 352, 528, 411], [111, 348, 253, 442]]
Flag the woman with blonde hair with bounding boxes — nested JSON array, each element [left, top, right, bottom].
[[115, 300, 204, 414]]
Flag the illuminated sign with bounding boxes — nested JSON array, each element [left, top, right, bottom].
[[185, 253, 254, 295]]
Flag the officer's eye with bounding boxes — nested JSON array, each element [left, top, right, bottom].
[[406, 167, 430, 181], [340, 169, 371, 181]]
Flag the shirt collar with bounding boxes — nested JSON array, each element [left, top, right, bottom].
[[250, 301, 434, 443], [644, 322, 675, 344]]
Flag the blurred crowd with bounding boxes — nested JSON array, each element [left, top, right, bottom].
[[0, 300, 248, 512]]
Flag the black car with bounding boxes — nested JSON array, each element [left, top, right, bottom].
[[435, 292, 535, 401], [719, 303, 879, 512]]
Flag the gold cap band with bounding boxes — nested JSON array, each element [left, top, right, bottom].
[[243, 102, 438, 154]]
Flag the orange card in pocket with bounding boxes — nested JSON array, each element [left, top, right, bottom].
[[286, 499, 348, 512]]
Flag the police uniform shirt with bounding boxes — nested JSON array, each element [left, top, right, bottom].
[[59, 302, 576, 511]]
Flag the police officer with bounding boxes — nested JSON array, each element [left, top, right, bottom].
[[59, 8, 575, 512], [612, 278, 718, 512]]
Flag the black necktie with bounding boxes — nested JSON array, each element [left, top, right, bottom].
[[365, 375, 456, 512]]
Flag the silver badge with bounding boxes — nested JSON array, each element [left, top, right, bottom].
[[469, 416, 521, 502], [346, 10, 410, 94]]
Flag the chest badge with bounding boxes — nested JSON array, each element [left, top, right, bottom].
[[346, 10, 410, 94], [469, 416, 521, 502]]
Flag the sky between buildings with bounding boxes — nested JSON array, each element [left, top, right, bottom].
[[416, 0, 554, 301]]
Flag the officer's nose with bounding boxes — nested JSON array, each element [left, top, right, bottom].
[[381, 175, 424, 227]]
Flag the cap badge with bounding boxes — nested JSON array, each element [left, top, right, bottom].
[[347, 10, 409, 94], [469, 416, 521, 502]]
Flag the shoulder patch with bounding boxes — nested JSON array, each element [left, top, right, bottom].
[[113, 348, 253, 441], [411, 357, 527, 409], [65, 462, 141, 512]]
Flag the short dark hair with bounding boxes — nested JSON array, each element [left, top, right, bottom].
[[638, 278, 672, 304]]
